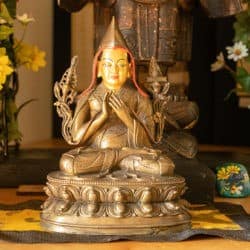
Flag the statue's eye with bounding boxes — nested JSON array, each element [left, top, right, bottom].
[[103, 62, 112, 68], [117, 63, 126, 68]]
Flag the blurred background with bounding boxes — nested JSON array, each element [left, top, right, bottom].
[[15, 0, 53, 144], [16, 1, 250, 147]]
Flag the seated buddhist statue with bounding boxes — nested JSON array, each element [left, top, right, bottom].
[[42, 18, 190, 234], [54, 18, 174, 177]]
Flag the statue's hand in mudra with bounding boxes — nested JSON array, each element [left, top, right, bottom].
[[108, 92, 133, 130], [101, 92, 110, 120]]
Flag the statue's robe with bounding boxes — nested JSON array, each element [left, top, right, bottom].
[[60, 82, 174, 176]]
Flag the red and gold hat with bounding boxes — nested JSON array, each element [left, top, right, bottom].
[[79, 17, 147, 97]]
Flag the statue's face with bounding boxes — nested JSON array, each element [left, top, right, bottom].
[[99, 48, 130, 91]]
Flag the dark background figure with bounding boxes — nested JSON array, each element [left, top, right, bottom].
[[57, 0, 243, 65]]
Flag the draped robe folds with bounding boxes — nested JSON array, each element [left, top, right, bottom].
[[60, 82, 174, 176]]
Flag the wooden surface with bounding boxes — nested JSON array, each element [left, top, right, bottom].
[[0, 188, 250, 249], [0, 240, 250, 250]]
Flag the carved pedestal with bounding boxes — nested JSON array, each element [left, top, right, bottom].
[[41, 171, 191, 235]]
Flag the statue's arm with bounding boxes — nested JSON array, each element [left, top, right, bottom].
[[71, 93, 109, 144], [135, 96, 156, 145]]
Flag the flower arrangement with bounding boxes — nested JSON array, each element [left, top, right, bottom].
[[216, 163, 250, 197], [0, 1, 46, 156], [211, 1, 250, 93]]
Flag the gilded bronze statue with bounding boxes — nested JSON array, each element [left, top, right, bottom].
[[55, 19, 175, 177], [57, 0, 244, 160], [41, 18, 190, 235]]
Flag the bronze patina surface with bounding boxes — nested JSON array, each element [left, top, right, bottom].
[[41, 18, 191, 235], [57, 0, 244, 161], [145, 57, 199, 159], [58, 0, 244, 63], [41, 171, 190, 235]]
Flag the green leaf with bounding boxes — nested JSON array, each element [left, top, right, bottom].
[[16, 98, 37, 118], [7, 120, 22, 141], [0, 39, 15, 63], [238, 76, 250, 92], [0, 3, 14, 24], [236, 67, 248, 77], [0, 25, 13, 40], [236, 67, 250, 92], [3, 0, 16, 18], [234, 5, 250, 45], [245, 56, 250, 63], [234, 31, 249, 44], [5, 95, 22, 142]]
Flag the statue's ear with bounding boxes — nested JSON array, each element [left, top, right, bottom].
[[97, 61, 102, 78], [127, 63, 131, 78]]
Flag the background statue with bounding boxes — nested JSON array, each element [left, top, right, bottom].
[[58, 0, 244, 64]]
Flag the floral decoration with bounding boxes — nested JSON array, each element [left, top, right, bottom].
[[15, 42, 46, 72], [0, 47, 13, 88], [217, 167, 230, 181], [216, 163, 250, 197], [226, 41, 249, 62], [0, 0, 46, 155], [211, 2, 250, 93]]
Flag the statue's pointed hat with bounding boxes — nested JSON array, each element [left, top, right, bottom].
[[149, 57, 163, 77], [79, 17, 148, 97], [147, 57, 167, 83], [99, 16, 128, 50]]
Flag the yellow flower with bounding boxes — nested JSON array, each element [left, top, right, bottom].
[[15, 42, 46, 72], [0, 47, 6, 56], [226, 165, 240, 175], [217, 167, 229, 180], [0, 48, 13, 89], [25, 46, 46, 72]]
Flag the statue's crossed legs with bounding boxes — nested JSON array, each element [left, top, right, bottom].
[[60, 147, 174, 177]]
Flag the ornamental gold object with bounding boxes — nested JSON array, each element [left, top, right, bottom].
[[41, 18, 190, 235], [145, 57, 199, 159]]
